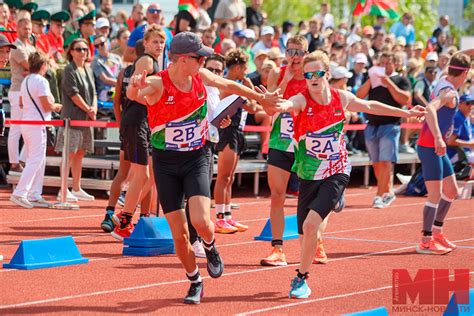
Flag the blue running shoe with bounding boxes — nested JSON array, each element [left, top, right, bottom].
[[333, 194, 345, 213], [101, 210, 115, 232], [117, 191, 126, 207], [289, 276, 311, 299]]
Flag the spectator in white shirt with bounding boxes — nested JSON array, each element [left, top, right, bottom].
[[10, 52, 62, 209], [312, 2, 334, 30], [251, 25, 274, 55]]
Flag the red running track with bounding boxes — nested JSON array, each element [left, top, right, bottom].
[[0, 187, 472, 315]]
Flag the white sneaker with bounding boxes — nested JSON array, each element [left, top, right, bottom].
[[372, 196, 385, 209], [382, 193, 396, 207], [71, 188, 95, 201], [29, 197, 53, 208], [192, 240, 206, 258], [57, 189, 79, 202], [10, 195, 33, 209]]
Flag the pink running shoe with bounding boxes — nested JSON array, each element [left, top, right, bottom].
[[226, 218, 248, 232], [215, 219, 238, 234], [416, 238, 452, 255], [433, 233, 457, 250]]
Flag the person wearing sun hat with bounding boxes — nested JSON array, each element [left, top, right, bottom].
[[64, 9, 96, 59], [47, 10, 70, 64]]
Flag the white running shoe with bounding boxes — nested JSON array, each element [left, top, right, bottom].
[[372, 196, 385, 209], [57, 189, 79, 202], [71, 188, 95, 201], [192, 240, 206, 258]]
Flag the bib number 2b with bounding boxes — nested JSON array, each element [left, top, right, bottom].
[[165, 120, 203, 150]]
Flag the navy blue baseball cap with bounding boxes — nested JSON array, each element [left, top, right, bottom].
[[459, 94, 473, 103], [170, 32, 214, 57], [233, 30, 246, 38]]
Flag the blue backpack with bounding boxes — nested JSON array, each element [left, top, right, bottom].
[[404, 167, 427, 196]]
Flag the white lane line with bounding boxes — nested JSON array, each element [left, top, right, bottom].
[[0, 191, 379, 225], [1, 235, 472, 309], [238, 271, 474, 315], [325, 215, 474, 235], [0, 244, 416, 310], [324, 236, 474, 249]]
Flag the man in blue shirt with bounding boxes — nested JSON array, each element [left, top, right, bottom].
[[124, 3, 172, 68], [447, 94, 474, 164], [389, 13, 415, 45]]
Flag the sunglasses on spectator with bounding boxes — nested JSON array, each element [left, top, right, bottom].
[[303, 70, 326, 79], [73, 47, 88, 53], [147, 8, 162, 14], [206, 67, 223, 74], [94, 41, 106, 48], [286, 48, 306, 57]]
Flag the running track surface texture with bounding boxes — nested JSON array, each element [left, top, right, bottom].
[[0, 186, 472, 315]]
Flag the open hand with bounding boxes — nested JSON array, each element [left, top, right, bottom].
[[406, 105, 426, 120]]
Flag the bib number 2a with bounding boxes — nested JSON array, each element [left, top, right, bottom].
[[280, 112, 294, 139], [305, 132, 340, 160], [165, 120, 203, 150]]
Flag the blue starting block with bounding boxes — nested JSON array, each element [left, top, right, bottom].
[[123, 217, 175, 256], [3, 236, 88, 270], [254, 214, 299, 241], [344, 307, 388, 316], [444, 288, 474, 316]]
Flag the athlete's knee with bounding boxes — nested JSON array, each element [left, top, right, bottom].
[[173, 232, 190, 247], [192, 217, 211, 233], [302, 216, 319, 235], [441, 189, 458, 201], [218, 173, 233, 186]]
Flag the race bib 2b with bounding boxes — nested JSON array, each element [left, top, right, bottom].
[[165, 119, 204, 151]]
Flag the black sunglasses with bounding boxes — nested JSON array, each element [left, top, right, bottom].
[[94, 41, 106, 48], [73, 47, 88, 53], [286, 48, 306, 57], [206, 67, 223, 74], [303, 70, 326, 79]]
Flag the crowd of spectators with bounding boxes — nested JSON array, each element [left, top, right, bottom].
[[0, 0, 472, 206]]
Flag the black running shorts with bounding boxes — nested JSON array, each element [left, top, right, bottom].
[[152, 146, 211, 213], [216, 128, 246, 156], [267, 148, 295, 173], [297, 173, 350, 234], [120, 123, 151, 166]]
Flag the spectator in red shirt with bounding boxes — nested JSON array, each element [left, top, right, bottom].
[[126, 3, 145, 32]]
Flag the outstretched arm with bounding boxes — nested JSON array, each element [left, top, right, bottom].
[[127, 70, 164, 106], [200, 68, 280, 110], [340, 89, 425, 119]]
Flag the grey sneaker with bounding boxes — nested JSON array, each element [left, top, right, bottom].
[[399, 144, 416, 154], [184, 282, 204, 304], [204, 244, 224, 278], [382, 193, 396, 207], [372, 196, 385, 209], [10, 195, 33, 209], [333, 194, 345, 213], [29, 197, 53, 208]]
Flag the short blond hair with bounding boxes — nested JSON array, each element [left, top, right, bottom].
[[303, 50, 330, 70], [144, 24, 166, 41], [287, 35, 308, 51]]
